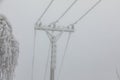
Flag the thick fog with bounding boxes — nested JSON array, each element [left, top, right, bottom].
[[0, 0, 120, 80]]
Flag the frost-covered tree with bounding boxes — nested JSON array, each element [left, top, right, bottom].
[[0, 15, 19, 80]]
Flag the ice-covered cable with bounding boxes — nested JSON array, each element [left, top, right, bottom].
[[36, 0, 55, 25], [31, 29, 37, 80], [72, 0, 101, 25], [57, 32, 72, 80]]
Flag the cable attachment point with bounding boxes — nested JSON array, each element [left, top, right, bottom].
[[38, 22, 42, 27], [48, 22, 56, 29], [67, 24, 74, 31], [35, 22, 42, 30]]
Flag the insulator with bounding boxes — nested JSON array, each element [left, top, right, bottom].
[[49, 23, 56, 28], [39, 22, 42, 27]]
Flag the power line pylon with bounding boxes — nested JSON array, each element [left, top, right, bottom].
[[35, 23, 74, 80], [32, 0, 101, 80]]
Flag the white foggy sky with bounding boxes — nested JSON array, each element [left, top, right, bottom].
[[0, 0, 120, 80]]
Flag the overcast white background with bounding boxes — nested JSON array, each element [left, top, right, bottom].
[[0, 0, 120, 80]]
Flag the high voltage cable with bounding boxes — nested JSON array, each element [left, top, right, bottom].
[[36, 0, 55, 25], [57, 32, 72, 80], [31, 29, 37, 80], [56, 0, 101, 79], [52, 0, 78, 24], [116, 68, 120, 80], [72, 0, 101, 25], [34, 0, 55, 78]]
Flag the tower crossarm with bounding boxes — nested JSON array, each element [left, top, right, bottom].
[[35, 24, 74, 32]]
